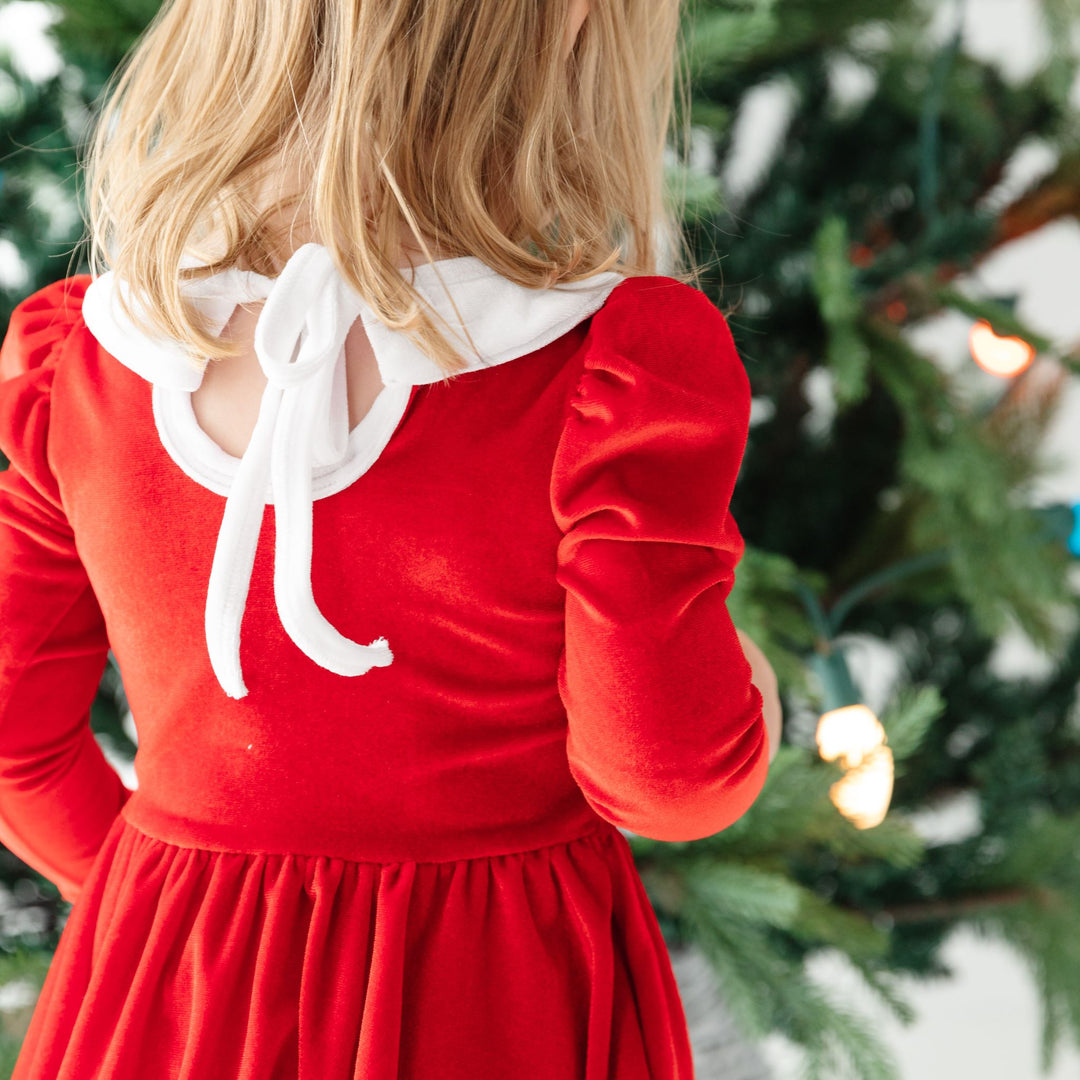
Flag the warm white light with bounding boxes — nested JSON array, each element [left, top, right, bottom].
[[816, 704, 894, 829], [969, 319, 1034, 378], [816, 704, 886, 768], [829, 745, 895, 830]]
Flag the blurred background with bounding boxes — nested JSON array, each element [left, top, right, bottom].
[[1, 0, 1079, 1077]]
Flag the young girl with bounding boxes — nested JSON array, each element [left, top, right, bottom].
[[0, 0, 782, 1075]]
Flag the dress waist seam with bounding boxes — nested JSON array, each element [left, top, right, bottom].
[[117, 803, 616, 866]]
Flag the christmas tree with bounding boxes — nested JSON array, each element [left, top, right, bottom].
[[1, 0, 1079, 1076]]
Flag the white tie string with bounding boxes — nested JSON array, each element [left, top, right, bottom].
[[204, 245, 393, 699]]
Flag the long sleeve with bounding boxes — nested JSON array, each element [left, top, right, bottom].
[[549, 278, 768, 843], [0, 277, 131, 905]]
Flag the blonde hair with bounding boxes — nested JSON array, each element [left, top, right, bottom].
[[78, 0, 697, 378]]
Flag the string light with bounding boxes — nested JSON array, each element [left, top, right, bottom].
[[809, 648, 894, 830], [828, 744, 895, 830], [796, 496, 1079, 829], [969, 318, 1035, 378], [816, 704, 886, 766]]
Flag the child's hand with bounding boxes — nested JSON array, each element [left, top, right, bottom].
[[734, 628, 783, 764]]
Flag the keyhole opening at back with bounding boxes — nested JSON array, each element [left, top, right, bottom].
[[189, 301, 385, 461]]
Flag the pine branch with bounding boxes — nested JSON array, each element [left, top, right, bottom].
[[844, 884, 1061, 925]]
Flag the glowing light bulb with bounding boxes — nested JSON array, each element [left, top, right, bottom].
[[809, 644, 894, 828], [816, 704, 886, 768], [816, 704, 893, 829], [829, 744, 895, 829], [969, 319, 1034, 378]]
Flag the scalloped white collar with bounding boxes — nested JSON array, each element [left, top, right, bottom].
[[81, 242, 624, 700]]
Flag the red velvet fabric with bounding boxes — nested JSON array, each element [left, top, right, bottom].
[[0, 272, 767, 1078]]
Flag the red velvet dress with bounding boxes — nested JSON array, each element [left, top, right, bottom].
[[0, 259, 768, 1080]]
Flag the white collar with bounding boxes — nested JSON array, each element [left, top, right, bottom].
[[81, 242, 624, 699], [83, 242, 624, 390]]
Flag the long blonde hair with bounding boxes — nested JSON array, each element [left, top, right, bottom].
[[79, 0, 696, 377]]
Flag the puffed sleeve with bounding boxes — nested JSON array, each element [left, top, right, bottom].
[[549, 278, 768, 843], [0, 276, 131, 905]]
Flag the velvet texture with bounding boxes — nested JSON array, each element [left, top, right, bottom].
[[0, 273, 767, 1078]]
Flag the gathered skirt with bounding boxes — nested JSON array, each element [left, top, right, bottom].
[[12, 812, 696, 1079]]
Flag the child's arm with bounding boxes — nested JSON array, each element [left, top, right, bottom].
[[0, 279, 132, 905], [549, 278, 769, 842], [735, 627, 782, 764]]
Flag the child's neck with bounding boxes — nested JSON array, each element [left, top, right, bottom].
[[256, 215, 456, 275], [190, 215, 456, 278]]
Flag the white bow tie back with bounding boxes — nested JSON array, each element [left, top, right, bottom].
[[80, 242, 625, 699], [203, 245, 392, 700]]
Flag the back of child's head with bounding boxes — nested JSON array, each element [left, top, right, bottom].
[[79, 0, 695, 376]]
